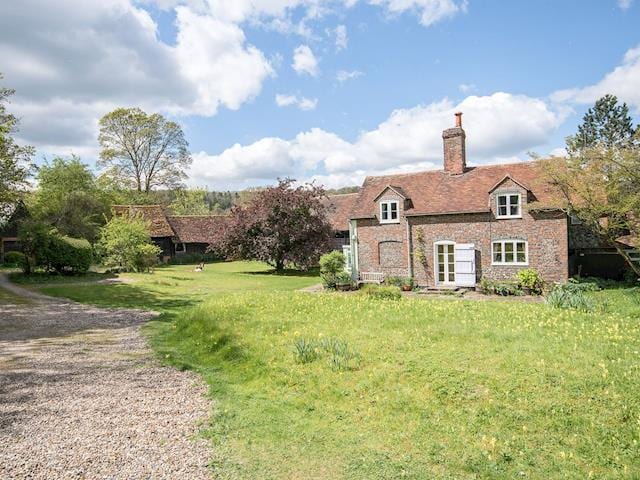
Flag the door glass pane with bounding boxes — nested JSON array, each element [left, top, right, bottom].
[[505, 242, 514, 263], [447, 244, 454, 254], [448, 271, 455, 282], [516, 242, 526, 263], [439, 272, 445, 282], [493, 242, 502, 262], [438, 245, 444, 254]]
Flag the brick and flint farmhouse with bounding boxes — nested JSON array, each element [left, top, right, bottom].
[[339, 113, 638, 286]]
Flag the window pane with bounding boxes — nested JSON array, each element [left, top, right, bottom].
[[498, 206, 507, 216], [448, 272, 455, 282], [498, 196, 507, 206], [493, 242, 502, 262], [439, 272, 445, 282], [509, 195, 519, 206], [516, 242, 526, 263], [505, 242, 514, 263], [437, 245, 444, 254], [390, 202, 398, 219], [447, 244, 454, 254]]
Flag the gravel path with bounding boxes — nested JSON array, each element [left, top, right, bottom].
[[0, 275, 212, 479]]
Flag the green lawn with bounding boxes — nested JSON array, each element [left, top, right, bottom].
[[14, 262, 640, 479]]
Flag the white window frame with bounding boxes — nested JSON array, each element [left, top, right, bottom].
[[492, 239, 528, 266], [495, 193, 522, 219], [379, 200, 400, 224]]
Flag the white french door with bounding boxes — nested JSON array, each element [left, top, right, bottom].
[[435, 242, 455, 284], [434, 242, 476, 286]]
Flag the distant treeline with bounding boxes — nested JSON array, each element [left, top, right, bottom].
[[118, 185, 360, 214]]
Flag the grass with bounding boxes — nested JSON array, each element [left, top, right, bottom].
[[15, 262, 640, 478]]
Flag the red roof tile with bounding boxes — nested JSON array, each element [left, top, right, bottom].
[[323, 193, 359, 231], [113, 205, 175, 237], [351, 160, 561, 218], [167, 215, 229, 244]]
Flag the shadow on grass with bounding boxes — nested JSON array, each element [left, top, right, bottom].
[[244, 267, 320, 278], [8, 271, 117, 285], [40, 282, 201, 313]]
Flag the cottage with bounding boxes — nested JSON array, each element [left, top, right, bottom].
[[113, 205, 228, 261], [342, 113, 638, 287]]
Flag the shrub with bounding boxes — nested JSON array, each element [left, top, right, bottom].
[[3, 251, 25, 267], [402, 277, 414, 289], [47, 235, 92, 274], [320, 250, 346, 289], [334, 271, 353, 286], [98, 215, 161, 272], [358, 284, 402, 300], [479, 278, 523, 296], [517, 268, 544, 294], [545, 283, 595, 311], [384, 276, 403, 287]]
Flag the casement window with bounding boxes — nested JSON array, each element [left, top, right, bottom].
[[492, 240, 528, 265], [496, 193, 521, 218], [380, 200, 399, 223]]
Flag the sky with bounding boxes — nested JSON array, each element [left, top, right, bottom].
[[1, 0, 639, 190]]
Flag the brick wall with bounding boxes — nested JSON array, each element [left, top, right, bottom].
[[354, 181, 569, 286]]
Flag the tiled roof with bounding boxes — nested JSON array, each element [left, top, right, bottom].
[[350, 160, 561, 218], [167, 215, 229, 244], [323, 193, 359, 231], [113, 205, 175, 237]]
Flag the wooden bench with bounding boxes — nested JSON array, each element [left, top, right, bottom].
[[358, 272, 385, 285]]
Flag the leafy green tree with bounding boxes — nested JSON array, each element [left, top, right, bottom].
[[169, 188, 210, 215], [98, 107, 191, 193], [98, 214, 160, 272], [544, 129, 640, 277], [0, 74, 34, 203], [567, 94, 636, 153], [30, 155, 110, 242]]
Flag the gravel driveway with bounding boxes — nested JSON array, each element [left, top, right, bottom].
[[0, 276, 212, 479]]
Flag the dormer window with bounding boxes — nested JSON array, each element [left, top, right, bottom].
[[380, 200, 399, 223], [496, 193, 521, 219]]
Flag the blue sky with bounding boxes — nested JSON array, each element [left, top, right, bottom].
[[1, 0, 639, 189]]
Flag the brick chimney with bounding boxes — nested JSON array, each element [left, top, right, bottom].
[[442, 112, 466, 174]]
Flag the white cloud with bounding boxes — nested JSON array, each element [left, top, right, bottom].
[[336, 69, 363, 82], [334, 24, 348, 50], [551, 44, 640, 111], [369, 0, 467, 26], [0, 0, 273, 153], [275, 93, 318, 110], [458, 83, 476, 93], [292, 45, 320, 76], [618, 0, 633, 10], [189, 92, 568, 189]]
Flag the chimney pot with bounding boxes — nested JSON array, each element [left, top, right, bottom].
[[442, 112, 466, 174]]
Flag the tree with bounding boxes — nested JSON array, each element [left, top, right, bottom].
[[567, 94, 636, 153], [97, 214, 161, 272], [98, 107, 191, 193], [169, 188, 210, 215], [212, 179, 332, 271], [0, 74, 34, 204], [30, 155, 110, 242], [543, 122, 640, 277]]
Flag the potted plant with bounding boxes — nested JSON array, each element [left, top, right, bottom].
[[335, 271, 353, 291], [401, 277, 414, 291]]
